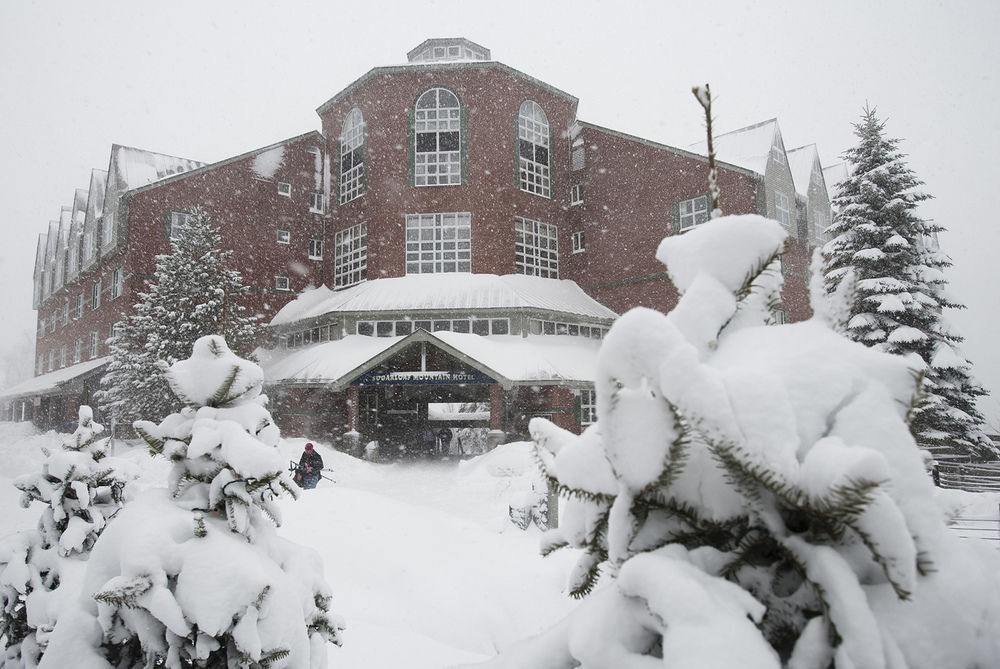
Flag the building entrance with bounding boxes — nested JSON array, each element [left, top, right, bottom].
[[358, 383, 491, 460]]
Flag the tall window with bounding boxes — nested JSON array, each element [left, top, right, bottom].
[[405, 213, 471, 274], [775, 192, 791, 227], [111, 268, 123, 299], [102, 212, 115, 246], [518, 100, 551, 198], [580, 388, 597, 427], [91, 279, 101, 310], [414, 88, 462, 186], [678, 195, 709, 231], [515, 216, 558, 278], [334, 223, 367, 288], [89, 331, 99, 359], [309, 238, 323, 260], [168, 211, 193, 239], [814, 211, 828, 241], [340, 108, 366, 204], [73, 338, 82, 363]]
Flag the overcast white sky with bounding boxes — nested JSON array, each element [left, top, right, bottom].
[[1, 0, 997, 422]]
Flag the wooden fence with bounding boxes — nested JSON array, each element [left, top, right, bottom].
[[935, 462, 1000, 493]]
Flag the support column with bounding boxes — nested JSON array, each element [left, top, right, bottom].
[[489, 384, 503, 431], [347, 385, 360, 433]]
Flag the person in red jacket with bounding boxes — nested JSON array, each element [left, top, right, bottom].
[[295, 443, 324, 489]]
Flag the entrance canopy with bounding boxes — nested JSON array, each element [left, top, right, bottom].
[[260, 328, 601, 391]]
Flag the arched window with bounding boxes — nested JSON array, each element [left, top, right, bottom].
[[340, 108, 366, 204], [518, 100, 550, 198], [414, 88, 462, 186]]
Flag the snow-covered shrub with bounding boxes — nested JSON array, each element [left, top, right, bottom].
[[474, 215, 1000, 668], [39, 336, 343, 668], [0, 406, 132, 668]]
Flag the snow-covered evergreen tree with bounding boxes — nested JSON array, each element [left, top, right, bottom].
[[822, 106, 993, 461], [98, 209, 261, 429], [0, 407, 133, 667], [40, 336, 343, 668], [472, 216, 1000, 669]]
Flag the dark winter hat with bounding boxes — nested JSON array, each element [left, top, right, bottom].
[[305, 443, 314, 450]]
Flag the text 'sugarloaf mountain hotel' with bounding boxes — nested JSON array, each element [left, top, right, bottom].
[[2, 39, 834, 456]]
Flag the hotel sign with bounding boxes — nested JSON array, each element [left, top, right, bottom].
[[354, 369, 493, 386]]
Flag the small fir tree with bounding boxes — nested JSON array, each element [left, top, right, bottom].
[[0, 407, 132, 667], [822, 106, 993, 461], [98, 209, 261, 429], [40, 336, 343, 668], [471, 216, 999, 669]]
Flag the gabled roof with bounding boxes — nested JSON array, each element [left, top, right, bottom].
[[108, 144, 206, 193], [270, 274, 618, 326], [823, 162, 850, 198], [316, 60, 578, 115], [406, 38, 491, 62], [86, 169, 108, 221], [125, 130, 325, 197], [260, 329, 601, 391], [786, 144, 821, 198], [686, 118, 781, 176]]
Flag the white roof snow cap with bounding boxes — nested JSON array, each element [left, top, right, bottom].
[[786, 145, 819, 197], [0, 357, 110, 400], [112, 145, 206, 192], [686, 118, 779, 176], [270, 274, 618, 326]]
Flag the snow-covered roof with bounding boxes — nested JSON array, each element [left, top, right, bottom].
[[786, 145, 819, 198], [270, 274, 618, 326], [686, 118, 780, 176], [110, 145, 206, 192], [0, 357, 110, 401], [260, 330, 600, 389], [823, 162, 850, 198]]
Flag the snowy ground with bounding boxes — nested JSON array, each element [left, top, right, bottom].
[[0, 422, 583, 667], [2, 422, 998, 666]]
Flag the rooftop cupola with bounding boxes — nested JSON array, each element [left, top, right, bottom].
[[407, 38, 490, 63]]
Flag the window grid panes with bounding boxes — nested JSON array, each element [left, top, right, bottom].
[[277, 229, 290, 244], [169, 212, 192, 239], [679, 195, 709, 231], [405, 213, 472, 274], [528, 318, 607, 339], [340, 108, 366, 204], [580, 389, 597, 426], [111, 268, 122, 299], [275, 276, 290, 292], [309, 192, 325, 213], [518, 101, 550, 198], [570, 184, 583, 205], [515, 216, 558, 278], [282, 324, 333, 349], [414, 88, 462, 186], [309, 238, 323, 260], [357, 317, 510, 337], [571, 230, 585, 253], [73, 338, 82, 364], [775, 192, 791, 227], [91, 280, 101, 310], [277, 182, 291, 196], [89, 332, 99, 359], [334, 223, 367, 288]]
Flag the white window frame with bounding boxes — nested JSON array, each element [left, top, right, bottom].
[[814, 211, 828, 241], [277, 182, 291, 197], [91, 280, 101, 310], [73, 338, 82, 364], [275, 275, 290, 292], [334, 223, 368, 288], [102, 212, 115, 246], [518, 100, 551, 198], [309, 238, 323, 260], [168, 211, 193, 239], [61, 302, 69, 326], [775, 192, 791, 227], [49, 312, 56, 333], [39, 317, 46, 338], [37, 354, 44, 375], [309, 192, 325, 214], [515, 216, 559, 278], [48, 349, 54, 372], [59, 345, 67, 369], [571, 230, 585, 253], [580, 388, 597, 427], [111, 268, 123, 300], [570, 184, 583, 205], [89, 331, 99, 359], [679, 195, 709, 231], [74, 293, 83, 319], [414, 88, 462, 187], [340, 108, 366, 204], [276, 229, 290, 244], [405, 213, 472, 274]]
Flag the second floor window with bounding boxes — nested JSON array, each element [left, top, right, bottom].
[[167, 211, 193, 239], [309, 192, 325, 214], [111, 268, 123, 299], [405, 213, 471, 274], [571, 230, 585, 253], [334, 223, 367, 288], [518, 100, 551, 198], [309, 238, 323, 260], [92, 280, 101, 310], [414, 88, 462, 186], [340, 107, 366, 204], [515, 216, 558, 278], [89, 331, 99, 359], [570, 184, 583, 205], [678, 195, 709, 231]]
